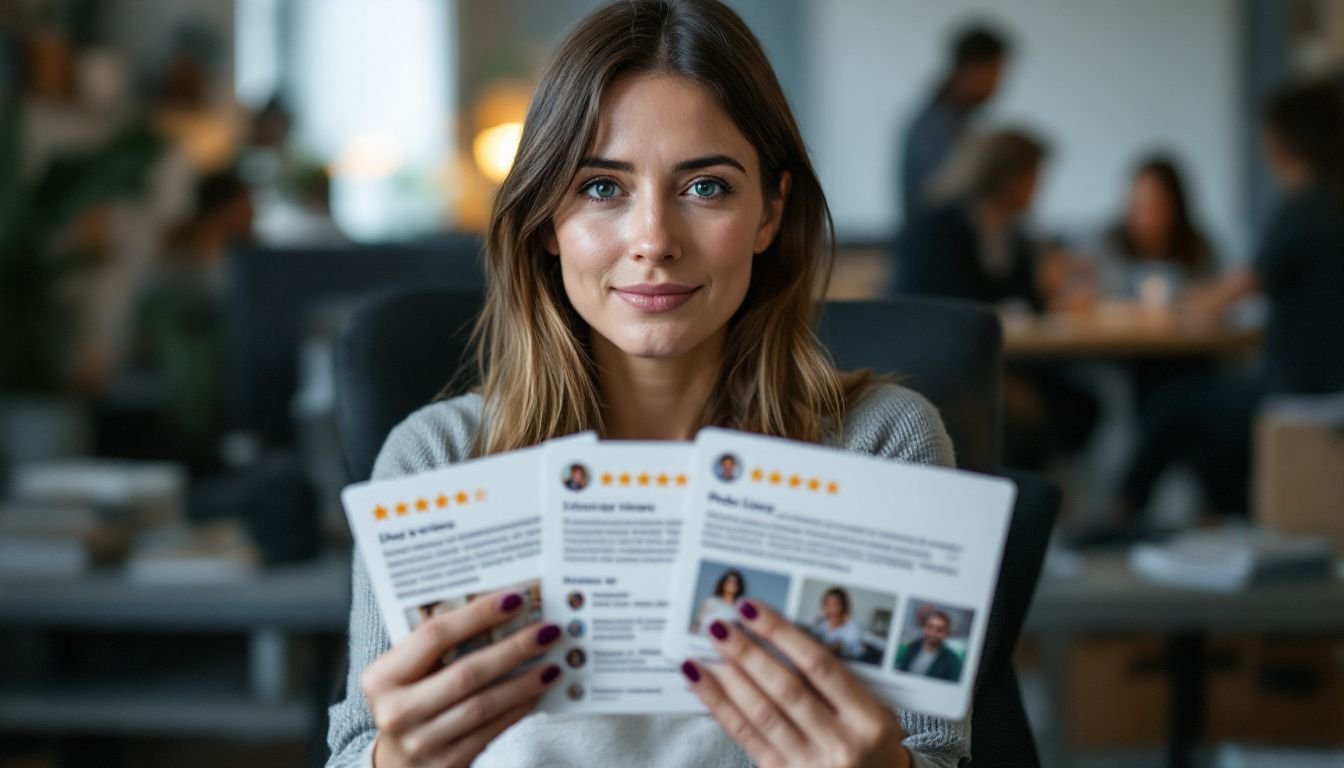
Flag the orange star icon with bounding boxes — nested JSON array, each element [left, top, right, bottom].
[[619, 473, 631, 486], [475, 489, 487, 502], [656, 473, 669, 486], [788, 474, 801, 488], [436, 493, 449, 508], [637, 473, 650, 486], [750, 468, 764, 482], [675, 474, 688, 486], [768, 471, 782, 485], [826, 481, 839, 494], [807, 478, 820, 492], [395, 502, 408, 516], [415, 498, 428, 512], [456, 491, 469, 505], [373, 505, 388, 520], [601, 473, 613, 486]]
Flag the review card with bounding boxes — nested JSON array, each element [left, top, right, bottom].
[[341, 433, 593, 645], [539, 440, 701, 714], [663, 428, 1015, 721]]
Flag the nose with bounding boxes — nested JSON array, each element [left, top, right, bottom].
[[627, 192, 681, 265]]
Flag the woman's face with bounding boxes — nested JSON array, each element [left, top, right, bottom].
[[722, 574, 741, 599], [822, 594, 845, 620], [545, 73, 786, 360], [1126, 171, 1174, 246]]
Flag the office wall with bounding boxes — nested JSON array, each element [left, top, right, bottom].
[[806, 0, 1246, 259]]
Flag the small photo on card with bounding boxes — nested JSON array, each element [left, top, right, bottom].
[[792, 579, 898, 667], [405, 578, 543, 663], [893, 598, 975, 684], [687, 559, 790, 636], [560, 463, 591, 492], [712, 453, 743, 483]]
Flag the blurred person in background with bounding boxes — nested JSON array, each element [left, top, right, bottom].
[[1116, 79, 1344, 524], [1101, 154, 1218, 290], [132, 168, 254, 472], [894, 127, 1098, 470], [899, 23, 1011, 219]]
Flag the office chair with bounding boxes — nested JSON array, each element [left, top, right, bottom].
[[334, 292, 1057, 767]]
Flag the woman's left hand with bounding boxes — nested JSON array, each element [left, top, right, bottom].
[[682, 600, 911, 768]]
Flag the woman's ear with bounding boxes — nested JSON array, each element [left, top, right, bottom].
[[543, 222, 560, 256], [753, 171, 791, 254]]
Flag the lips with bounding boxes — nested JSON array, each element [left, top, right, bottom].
[[612, 282, 701, 313]]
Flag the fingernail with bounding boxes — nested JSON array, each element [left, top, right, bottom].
[[499, 593, 523, 612], [738, 601, 758, 621], [540, 664, 561, 685], [709, 620, 729, 641], [536, 624, 561, 645], [680, 660, 701, 683]]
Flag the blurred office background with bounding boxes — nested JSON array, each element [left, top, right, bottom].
[[0, 1, 1342, 766]]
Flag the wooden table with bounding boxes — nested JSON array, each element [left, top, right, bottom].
[[1003, 309, 1263, 359]]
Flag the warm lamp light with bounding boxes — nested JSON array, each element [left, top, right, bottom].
[[472, 122, 524, 183]]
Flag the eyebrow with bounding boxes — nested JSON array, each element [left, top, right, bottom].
[[578, 154, 748, 175]]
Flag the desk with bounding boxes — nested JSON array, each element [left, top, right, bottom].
[[1024, 553, 1344, 767], [1003, 312, 1263, 360], [0, 551, 350, 740]]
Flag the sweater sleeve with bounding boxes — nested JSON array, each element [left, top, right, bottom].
[[325, 397, 483, 768], [839, 383, 970, 768]]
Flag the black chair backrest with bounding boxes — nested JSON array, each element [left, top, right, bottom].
[[226, 238, 484, 445], [816, 298, 1002, 473], [335, 289, 484, 481]]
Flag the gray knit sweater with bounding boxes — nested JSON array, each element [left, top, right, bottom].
[[327, 384, 970, 767]]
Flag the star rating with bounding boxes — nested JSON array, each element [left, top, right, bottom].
[[619, 473, 631, 486], [827, 481, 839, 494], [637, 473, 650, 486], [675, 473, 687, 486], [436, 493, 449, 508], [601, 473, 613, 486], [788, 474, 801, 488], [475, 489, 487, 502], [768, 471, 782, 485], [456, 491, 469, 505], [373, 505, 388, 520], [807, 478, 820, 492], [395, 502, 408, 516], [415, 498, 428, 512], [750, 468, 764, 482], [656, 473, 669, 486]]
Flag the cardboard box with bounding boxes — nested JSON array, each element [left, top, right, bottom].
[[1255, 396, 1344, 555], [1066, 635, 1344, 749]]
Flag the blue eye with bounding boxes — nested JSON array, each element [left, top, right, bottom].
[[582, 179, 620, 200], [689, 179, 727, 199]]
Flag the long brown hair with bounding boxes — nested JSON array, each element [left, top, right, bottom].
[[474, 0, 855, 456], [1109, 154, 1214, 274]]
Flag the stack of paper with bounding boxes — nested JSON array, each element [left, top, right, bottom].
[[1129, 526, 1334, 593], [341, 428, 1015, 721]]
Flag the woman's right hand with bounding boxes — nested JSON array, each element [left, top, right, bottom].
[[362, 590, 564, 767]]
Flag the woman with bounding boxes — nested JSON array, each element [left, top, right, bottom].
[[894, 128, 1098, 471], [327, 2, 961, 767], [692, 570, 746, 635], [810, 587, 865, 659], [1102, 154, 1216, 293]]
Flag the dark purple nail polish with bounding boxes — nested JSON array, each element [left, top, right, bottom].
[[537, 624, 561, 645], [738, 601, 759, 621], [499, 593, 523, 612], [709, 620, 729, 641], [541, 665, 561, 684], [681, 660, 701, 683]]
